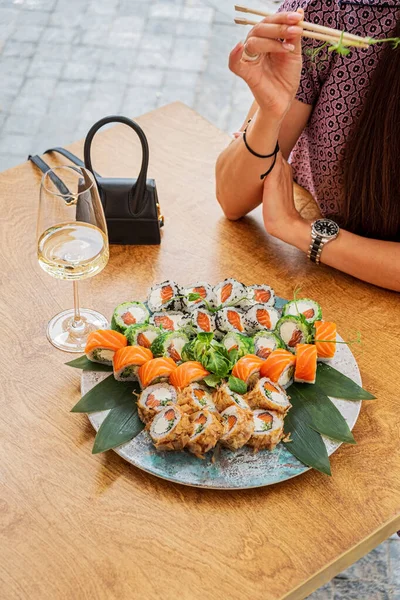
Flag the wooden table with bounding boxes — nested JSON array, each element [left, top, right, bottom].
[[0, 103, 399, 600]]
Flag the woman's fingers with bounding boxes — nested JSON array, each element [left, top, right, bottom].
[[245, 36, 298, 55], [248, 22, 303, 43]]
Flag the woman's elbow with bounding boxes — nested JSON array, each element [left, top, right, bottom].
[[216, 186, 243, 221]]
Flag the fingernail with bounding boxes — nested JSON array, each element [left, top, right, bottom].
[[233, 40, 244, 52], [287, 26, 302, 35], [282, 42, 295, 51]]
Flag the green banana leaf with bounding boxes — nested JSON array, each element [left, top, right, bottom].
[[71, 375, 140, 413], [316, 364, 376, 400], [92, 403, 144, 454], [65, 356, 112, 372], [283, 409, 331, 476]]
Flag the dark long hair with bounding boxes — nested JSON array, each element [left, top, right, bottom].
[[342, 20, 400, 241]]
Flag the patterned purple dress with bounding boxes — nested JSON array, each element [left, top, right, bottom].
[[278, 0, 400, 217]]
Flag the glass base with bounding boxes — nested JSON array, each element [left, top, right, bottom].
[[47, 308, 109, 353]]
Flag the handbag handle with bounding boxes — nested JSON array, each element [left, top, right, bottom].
[[84, 115, 150, 215]]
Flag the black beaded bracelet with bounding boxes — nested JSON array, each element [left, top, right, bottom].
[[242, 126, 280, 180]]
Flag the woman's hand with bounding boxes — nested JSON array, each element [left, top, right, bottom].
[[229, 10, 304, 120]]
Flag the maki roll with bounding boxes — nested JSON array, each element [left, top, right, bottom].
[[314, 321, 337, 361], [148, 405, 191, 451], [85, 329, 127, 365], [147, 280, 181, 312], [150, 311, 190, 332], [137, 383, 178, 424], [111, 301, 149, 333], [282, 298, 322, 324], [214, 382, 251, 412], [240, 284, 275, 308], [220, 405, 254, 451], [177, 383, 217, 414], [169, 361, 210, 390], [244, 304, 280, 333], [295, 344, 318, 384], [253, 331, 284, 359], [260, 349, 296, 387], [138, 357, 177, 389], [221, 332, 254, 358], [214, 278, 246, 307], [191, 308, 216, 334], [275, 315, 310, 352], [113, 345, 153, 381], [245, 377, 291, 414], [186, 410, 224, 459], [247, 409, 285, 451], [181, 282, 216, 312], [126, 323, 161, 349], [231, 354, 265, 388], [215, 307, 246, 335], [151, 331, 190, 363]]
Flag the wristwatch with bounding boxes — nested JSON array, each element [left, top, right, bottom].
[[307, 219, 340, 265]]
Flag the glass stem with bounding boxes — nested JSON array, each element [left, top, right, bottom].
[[72, 281, 83, 327]]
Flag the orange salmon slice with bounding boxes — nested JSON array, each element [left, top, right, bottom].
[[168, 343, 181, 363], [254, 289, 271, 303], [192, 286, 207, 302], [161, 285, 173, 304], [154, 315, 174, 331], [288, 329, 303, 347], [257, 347, 272, 359], [256, 309, 272, 329], [122, 311, 136, 325], [264, 382, 278, 394], [197, 312, 211, 332], [145, 393, 160, 408], [227, 415, 237, 431], [195, 413, 207, 425], [193, 389, 206, 400], [137, 332, 151, 348], [303, 308, 315, 319], [227, 310, 244, 332], [259, 412, 273, 424], [221, 283, 232, 303], [164, 409, 176, 421]]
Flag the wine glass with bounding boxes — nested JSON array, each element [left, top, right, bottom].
[[37, 166, 109, 352]]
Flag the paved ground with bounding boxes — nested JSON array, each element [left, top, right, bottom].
[[0, 1, 399, 598]]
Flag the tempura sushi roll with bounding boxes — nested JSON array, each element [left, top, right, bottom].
[[275, 315, 310, 352], [220, 405, 254, 451], [314, 321, 337, 361], [126, 323, 161, 349], [177, 383, 217, 414], [137, 383, 178, 424], [245, 377, 291, 414], [215, 307, 246, 335], [148, 405, 191, 452], [231, 354, 265, 388], [181, 282, 216, 312], [214, 278, 247, 307], [253, 331, 284, 359], [244, 305, 280, 333], [150, 331, 189, 363], [214, 382, 251, 412], [111, 301, 149, 333], [186, 410, 224, 459], [240, 284, 275, 308], [113, 345, 153, 381], [150, 311, 190, 332], [222, 332, 255, 358], [191, 308, 216, 334], [147, 280, 181, 312], [85, 329, 127, 365], [138, 357, 177, 389], [295, 344, 318, 384], [169, 361, 210, 390], [260, 349, 296, 387], [247, 409, 285, 451], [283, 298, 322, 324]]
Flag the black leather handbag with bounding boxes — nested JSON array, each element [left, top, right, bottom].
[[29, 115, 164, 245]]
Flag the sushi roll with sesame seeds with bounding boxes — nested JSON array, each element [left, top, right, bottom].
[[137, 383, 178, 424], [181, 282, 216, 312], [150, 331, 190, 364], [186, 410, 224, 459], [214, 382, 251, 413], [215, 307, 246, 335], [253, 331, 285, 359], [148, 405, 191, 452], [239, 284, 275, 309], [220, 405, 254, 451], [221, 332, 255, 358], [244, 304, 280, 333], [177, 383, 218, 414], [245, 377, 291, 414], [147, 280, 181, 313], [213, 278, 247, 307], [111, 301, 150, 333], [126, 323, 161, 349], [282, 298, 322, 324], [191, 308, 216, 335], [247, 409, 285, 451], [275, 315, 311, 352], [150, 311, 191, 333]]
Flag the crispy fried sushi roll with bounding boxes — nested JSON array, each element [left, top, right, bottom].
[[215, 307, 246, 335], [113, 345, 153, 381], [147, 280, 181, 312], [150, 331, 189, 363], [240, 284, 275, 308], [148, 405, 191, 451], [275, 315, 310, 352], [85, 329, 127, 365], [214, 382, 251, 413], [245, 377, 291, 414], [294, 344, 318, 384], [181, 282, 216, 312], [314, 321, 337, 361], [231, 354, 265, 389], [138, 357, 177, 389], [111, 301, 149, 333], [260, 349, 296, 387], [220, 405, 254, 451], [221, 332, 255, 358], [150, 311, 190, 332], [191, 308, 216, 335], [283, 298, 322, 324], [248, 409, 285, 451], [177, 382, 217, 414], [186, 410, 224, 458], [253, 331, 285, 359], [126, 323, 161, 349], [169, 361, 210, 390], [213, 278, 247, 307], [244, 304, 280, 333], [137, 383, 178, 424]]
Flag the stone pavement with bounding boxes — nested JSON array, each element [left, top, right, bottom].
[[0, 1, 398, 598]]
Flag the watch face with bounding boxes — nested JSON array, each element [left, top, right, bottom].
[[314, 219, 339, 238]]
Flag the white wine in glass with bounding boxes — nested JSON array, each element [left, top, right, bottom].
[[37, 166, 109, 352]]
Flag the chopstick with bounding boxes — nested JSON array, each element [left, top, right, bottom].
[[235, 5, 370, 48]]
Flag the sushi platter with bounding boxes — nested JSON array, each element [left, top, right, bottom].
[[71, 279, 375, 489]]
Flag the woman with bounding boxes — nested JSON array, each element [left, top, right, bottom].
[[216, 0, 400, 291]]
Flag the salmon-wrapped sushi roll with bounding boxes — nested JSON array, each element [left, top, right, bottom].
[[295, 344, 318, 384], [253, 331, 284, 359], [147, 280, 181, 312], [137, 383, 178, 424], [186, 410, 223, 458], [113, 345, 153, 381], [214, 383, 251, 413], [169, 361, 210, 390], [138, 357, 177, 389], [214, 278, 247, 307], [231, 354, 265, 389], [148, 405, 191, 451], [248, 409, 285, 451], [191, 308, 216, 335], [260, 349, 296, 387], [244, 304, 280, 333], [220, 405, 254, 451], [150, 311, 190, 332], [245, 377, 291, 414], [85, 329, 127, 365], [314, 321, 337, 361], [215, 307, 246, 335], [177, 383, 217, 414], [111, 301, 149, 333], [126, 323, 161, 349], [181, 282, 216, 312]]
